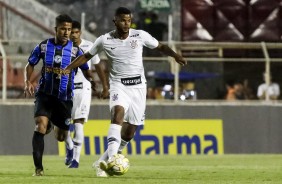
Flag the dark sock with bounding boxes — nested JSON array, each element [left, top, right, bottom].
[[32, 131, 44, 170]]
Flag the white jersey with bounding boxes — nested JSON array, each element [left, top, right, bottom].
[[89, 29, 159, 88], [257, 82, 280, 98], [74, 39, 100, 87], [72, 39, 100, 122]]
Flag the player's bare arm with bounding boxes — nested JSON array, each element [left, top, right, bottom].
[[82, 69, 97, 92], [95, 63, 109, 99], [65, 52, 94, 74], [24, 63, 35, 97], [156, 43, 187, 66]]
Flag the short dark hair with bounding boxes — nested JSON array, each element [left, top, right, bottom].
[[72, 20, 81, 30], [55, 14, 72, 26], [115, 7, 131, 16]]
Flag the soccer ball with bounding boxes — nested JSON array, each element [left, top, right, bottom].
[[107, 154, 130, 176]]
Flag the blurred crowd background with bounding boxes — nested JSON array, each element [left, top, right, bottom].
[[1, 0, 282, 101]]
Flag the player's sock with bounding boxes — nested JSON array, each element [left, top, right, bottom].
[[73, 123, 84, 162], [32, 131, 44, 170], [118, 139, 128, 153], [97, 150, 109, 162], [65, 131, 74, 150], [107, 124, 122, 158]]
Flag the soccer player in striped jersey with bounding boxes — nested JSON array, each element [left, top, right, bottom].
[[24, 14, 93, 176]]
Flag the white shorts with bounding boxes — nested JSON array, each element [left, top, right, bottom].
[[72, 83, 92, 122], [109, 83, 146, 126]]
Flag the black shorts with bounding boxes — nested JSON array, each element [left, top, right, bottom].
[[34, 92, 73, 130]]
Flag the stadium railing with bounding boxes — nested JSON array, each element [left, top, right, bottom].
[[0, 40, 281, 101]]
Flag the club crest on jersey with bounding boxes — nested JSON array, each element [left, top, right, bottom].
[[54, 55, 62, 64], [130, 40, 138, 49], [40, 44, 47, 52], [112, 94, 118, 101]]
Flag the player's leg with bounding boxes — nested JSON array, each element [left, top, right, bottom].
[[107, 105, 124, 158], [32, 116, 49, 176], [52, 98, 73, 163], [119, 122, 138, 152], [68, 86, 91, 168], [94, 106, 125, 176], [64, 130, 74, 165], [32, 92, 52, 176], [68, 119, 84, 168], [94, 121, 136, 164], [118, 87, 146, 153]]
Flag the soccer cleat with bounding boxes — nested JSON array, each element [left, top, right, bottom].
[[99, 160, 114, 176], [93, 161, 108, 177], [32, 168, 44, 176], [68, 160, 79, 168], [65, 148, 73, 165], [99, 160, 108, 171]]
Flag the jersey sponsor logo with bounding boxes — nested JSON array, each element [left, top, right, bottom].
[[111, 47, 117, 50], [54, 55, 62, 64], [130, 34, 139, 37], [58, 119, 224, 155], [107, 37, 114, 40], [130, 40, 138, 49], [121, 76, 141, 86]]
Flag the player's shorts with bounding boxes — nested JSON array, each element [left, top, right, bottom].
[[71, 82, 92, 122], [109, 83, 146, 126], [34, 92, 73, 130]]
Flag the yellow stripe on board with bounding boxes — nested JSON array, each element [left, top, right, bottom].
[[58, 119, 223, 156]]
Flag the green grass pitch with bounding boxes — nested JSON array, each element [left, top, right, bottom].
[[0, 155, 282, 184]]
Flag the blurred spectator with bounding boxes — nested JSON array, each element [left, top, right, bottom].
[[242, 79, 255, 100], [257, 73, 280, 100], [147, 12, 167, 41], [132, 11, 151, 31], [225, 80, 249, 100]]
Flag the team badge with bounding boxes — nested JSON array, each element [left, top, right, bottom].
[[130, 40, 138, 49], [112, 94, 118, 101], [40, 44, 46, 52], [54, 55, 62, 64]]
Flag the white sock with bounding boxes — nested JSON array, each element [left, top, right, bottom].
[[65, 130, 73, 150], [98, 150, 108, 162], [107, 124, 122, 158], [97, 139, 128, 163], [118, 139, 128, 153], [73, 123, 84, 162]]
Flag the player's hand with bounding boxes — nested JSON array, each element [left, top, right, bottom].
[[24, 80, 34, 97], [62, 69, 71, 75], [175, 55, 187, 66]]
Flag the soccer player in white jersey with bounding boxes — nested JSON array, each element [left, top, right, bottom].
[[64, 7, 187, 175], [64, 20, 109, 168]]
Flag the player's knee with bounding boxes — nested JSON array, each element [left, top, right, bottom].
[[55, 133, 65, 142], [121, 134, 134, 142], [34, 117, 48, 134]]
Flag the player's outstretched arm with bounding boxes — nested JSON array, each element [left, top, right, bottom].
[[65, 52, 94, 74], [156, 43, 187, 66]]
